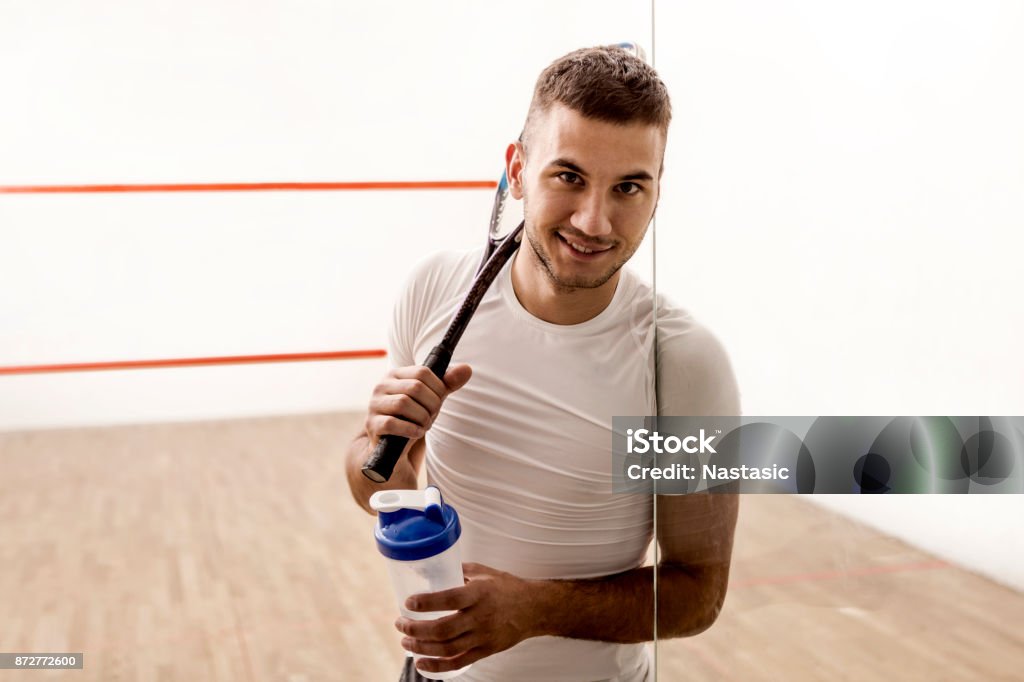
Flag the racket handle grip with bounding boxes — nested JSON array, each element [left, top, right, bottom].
[[362, 434, 408, 483], [422, 345, 453, 378], [361, 345, 453, 483]]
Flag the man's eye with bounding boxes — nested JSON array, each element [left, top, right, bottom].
[[557, 171, 582, 185], [617, 182, 641, 196]]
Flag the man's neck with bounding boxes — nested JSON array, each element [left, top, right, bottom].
[[509, 249, 620, 326]]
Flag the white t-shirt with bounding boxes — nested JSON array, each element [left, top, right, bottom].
[[388, 248, 739, 682]]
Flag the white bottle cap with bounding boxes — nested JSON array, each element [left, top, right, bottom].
[[370, 485, 442, 513]]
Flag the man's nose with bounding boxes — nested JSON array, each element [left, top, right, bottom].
[[569, 189, 613, 238]]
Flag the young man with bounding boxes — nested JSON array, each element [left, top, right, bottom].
[[346, 45, 740, 681]]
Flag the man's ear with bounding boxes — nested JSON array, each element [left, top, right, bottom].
[[505, 142, 525, 200]]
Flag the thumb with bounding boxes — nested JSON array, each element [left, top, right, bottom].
[[442, 363, 472, 393]]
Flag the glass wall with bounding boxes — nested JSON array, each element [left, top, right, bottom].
[[652, 1, 1024, 679]]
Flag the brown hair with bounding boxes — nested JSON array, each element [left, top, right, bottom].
[[522, 45, 672, 147]]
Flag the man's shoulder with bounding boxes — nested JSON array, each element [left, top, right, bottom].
[[389, 248, 485, 365], [654, 294, 740, 416], [399, 248, 482, 309], [654, 295, 729, 366], [654, 295, 706, 347], [406, 248, 481, 285]]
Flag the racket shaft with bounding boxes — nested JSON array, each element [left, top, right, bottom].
[[442, 222, 523, 349], [362, 223, 521, 483], [361, 345, 452, 483]]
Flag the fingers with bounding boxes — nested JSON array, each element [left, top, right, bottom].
[[390, 363, 472, 398], [392, 563, 523, 675], [395, 611, 472, 642], [415, 648, 486, 675], [365, 364, 472, 441], [394, 614, 485, 674], [402, 632, 475, 658], [372, 391, 434, 428], [442, 363, 472, 392], [390, 365, 448, 396], [405, 584, 476, 614], [365, 414, 423, 441]]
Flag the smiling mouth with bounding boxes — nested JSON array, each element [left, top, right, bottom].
[[557, 232, 613, 255]]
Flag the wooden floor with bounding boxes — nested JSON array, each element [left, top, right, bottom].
[[0, 413, 1020, 681]]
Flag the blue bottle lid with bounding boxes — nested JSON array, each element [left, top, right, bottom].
[[371, 486, 462, 562]]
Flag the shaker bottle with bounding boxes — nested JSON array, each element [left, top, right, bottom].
[[370, 486, 470, 680]]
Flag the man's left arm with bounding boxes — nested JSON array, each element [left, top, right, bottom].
[[397, 494, 738, 674], [485, 491, 738, 642]]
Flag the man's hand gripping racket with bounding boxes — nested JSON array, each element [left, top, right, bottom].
[[361, 172, 524, 483]]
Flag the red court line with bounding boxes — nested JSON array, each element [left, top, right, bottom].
[[0, 349, 387, 376], [0, 181, 497, 194], [729, 559, 950, 590]]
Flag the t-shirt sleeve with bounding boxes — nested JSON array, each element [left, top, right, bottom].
[[386, 249, 478, 370], [656, 309, 741, 417], [388, 262, 424, 369]]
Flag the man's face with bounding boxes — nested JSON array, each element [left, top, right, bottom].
[[508, 103, 665, 292]]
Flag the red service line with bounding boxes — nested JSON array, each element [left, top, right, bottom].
[[0, 349, 387, 376], [0, 180, 497, 194]]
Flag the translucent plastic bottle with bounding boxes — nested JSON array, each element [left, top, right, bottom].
[[370, 486, 470, 680]]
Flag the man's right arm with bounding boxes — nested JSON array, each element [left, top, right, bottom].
[[345, 363, 472, 514]]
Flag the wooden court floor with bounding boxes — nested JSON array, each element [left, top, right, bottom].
[[1, 412, 1021, 681]]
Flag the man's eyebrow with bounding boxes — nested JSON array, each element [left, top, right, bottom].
[[547, 158, 654, 182], [621, 170, 654, 182], [549, 158, 586, 175]]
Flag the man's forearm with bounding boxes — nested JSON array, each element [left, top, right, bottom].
[[345, 433, 418, 514], [530, 563, 725, 643]]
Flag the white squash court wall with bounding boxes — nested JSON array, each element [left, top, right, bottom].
[[2, 3, 1022, 589], [0, 1, 654, 427]]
